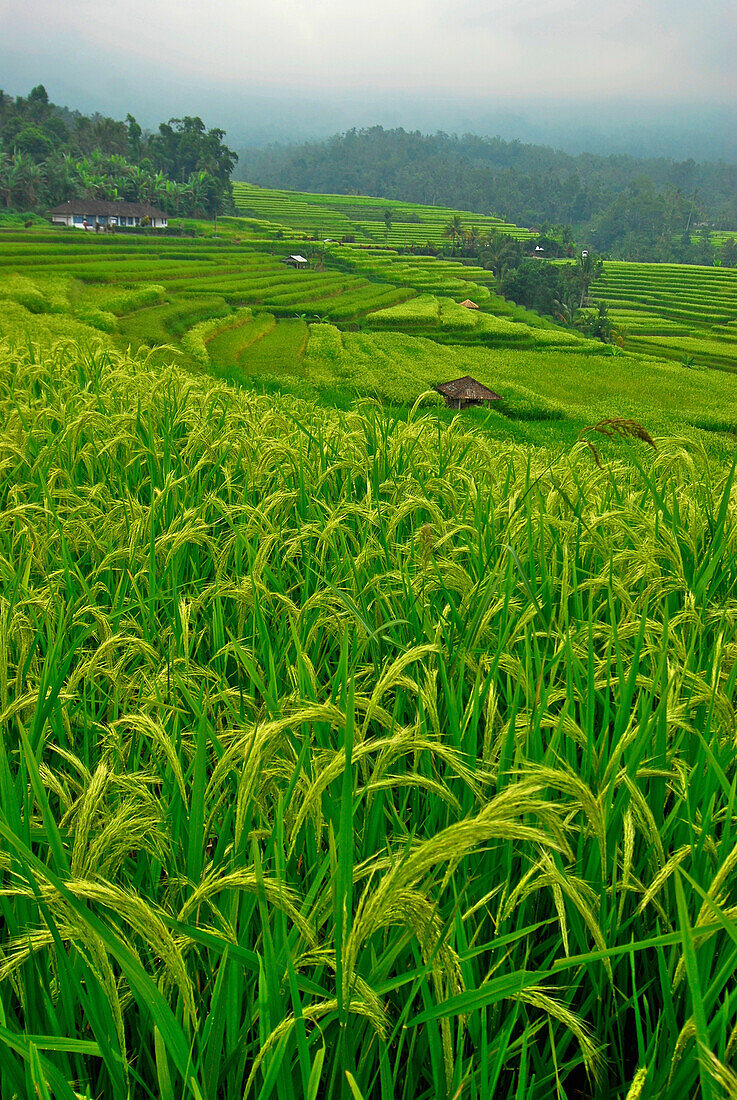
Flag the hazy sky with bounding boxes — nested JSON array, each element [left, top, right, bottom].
[[2, 0, 736, 152]]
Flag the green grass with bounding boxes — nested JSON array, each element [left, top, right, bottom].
[[2, 334, 737, 1099]]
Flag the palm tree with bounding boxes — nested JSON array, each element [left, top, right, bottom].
[[442, 215, 464, 254], [575, 250, 604, 308], [463, 225, 481, 254], [482, 231, 518, 290]]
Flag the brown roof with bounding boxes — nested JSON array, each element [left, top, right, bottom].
[[49, 200, 167, 218], [460, 299, 479, 309], [436, 376, 502, 401]]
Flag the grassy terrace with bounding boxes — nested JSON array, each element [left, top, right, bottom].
[[2, 222, 737, 452], [232, 182, 533, 245], [592, 260, 737, 369]]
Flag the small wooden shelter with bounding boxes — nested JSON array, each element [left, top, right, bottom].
[[460, 299, 479, 309], [436, 376, 502, 410], [282, 254, 308, 269]]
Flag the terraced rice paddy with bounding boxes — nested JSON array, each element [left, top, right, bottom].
[[0, 230, 415, 362], [592, 261, 737, 370], [3, 184, 737, 1100], [232, 182, 532, 246], [2, 222, 737, 452]]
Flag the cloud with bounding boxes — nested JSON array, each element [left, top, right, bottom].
[[1, 0, 735, 115]]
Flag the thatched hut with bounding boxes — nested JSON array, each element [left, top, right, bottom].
[[460, 299, 479, 309], [436, 376, 502, 410]]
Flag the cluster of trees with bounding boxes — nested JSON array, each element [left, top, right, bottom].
[[431, 221, 613, 337], [241, 127, 737, 263], [0, 85, 237, 217]]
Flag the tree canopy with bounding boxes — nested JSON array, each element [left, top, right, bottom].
[[0, 86, 238, 218], [239, 125, 737, 263]]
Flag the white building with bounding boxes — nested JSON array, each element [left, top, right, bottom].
[[49, 201, 168, 229]]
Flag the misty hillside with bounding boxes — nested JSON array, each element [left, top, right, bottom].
[[239, 127, 737, 259]]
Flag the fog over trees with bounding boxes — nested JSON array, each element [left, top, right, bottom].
[[240, 126, 737, 261]]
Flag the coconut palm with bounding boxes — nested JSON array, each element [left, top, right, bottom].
[[576, 250, 603, 308], [442, 215, 464, 253], [482, 230, 518, 290], [463, 225, 481, 254]]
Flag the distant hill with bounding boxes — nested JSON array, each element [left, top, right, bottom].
[[238, 127, 737, 261]]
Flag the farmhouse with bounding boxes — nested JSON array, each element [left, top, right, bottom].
[[282, 254, 308, 269], [436, 376, 502, 410], [49, 201, 168, 229]]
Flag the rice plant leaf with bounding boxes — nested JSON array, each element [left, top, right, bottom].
[[306, 1045, 326, 1100], [674, 871, 713, 1100], [155, 1026, 176, 1100], [345, 1070, 366, 1100], [0, 816, 197, 1089]]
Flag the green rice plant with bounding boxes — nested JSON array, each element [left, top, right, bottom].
[[207, 310, 275, 372], [0, 298, 113, 347], [0, 272, 73, 316], [102, 283, 167, 314], [368, 293, 440, 327], [236, 317, 308, 377], [180, 307, 252, 367], [1, 335, 737, 1100], [0, 273, 48, 312], [75, 307, 119, 333]]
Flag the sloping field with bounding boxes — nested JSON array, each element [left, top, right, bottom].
[[232, 182, 533, 245], [3, 226, 737, 452], [295, 322, 737, 443], [0, 231, 419, 364], [592, 260, 737, 368]]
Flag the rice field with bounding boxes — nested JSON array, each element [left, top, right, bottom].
[[3, 222, 737, 454], [591, 261, 737, 370], [3, 179, 737, 1100], [232, 183, 533, 246], [294, 324, 737, 447], [2, 330, 737, 1100]]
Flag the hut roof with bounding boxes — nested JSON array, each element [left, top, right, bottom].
[[49, 200, 167, 218], [460, 299, 479, 309], [436, 376, 502, 402]]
